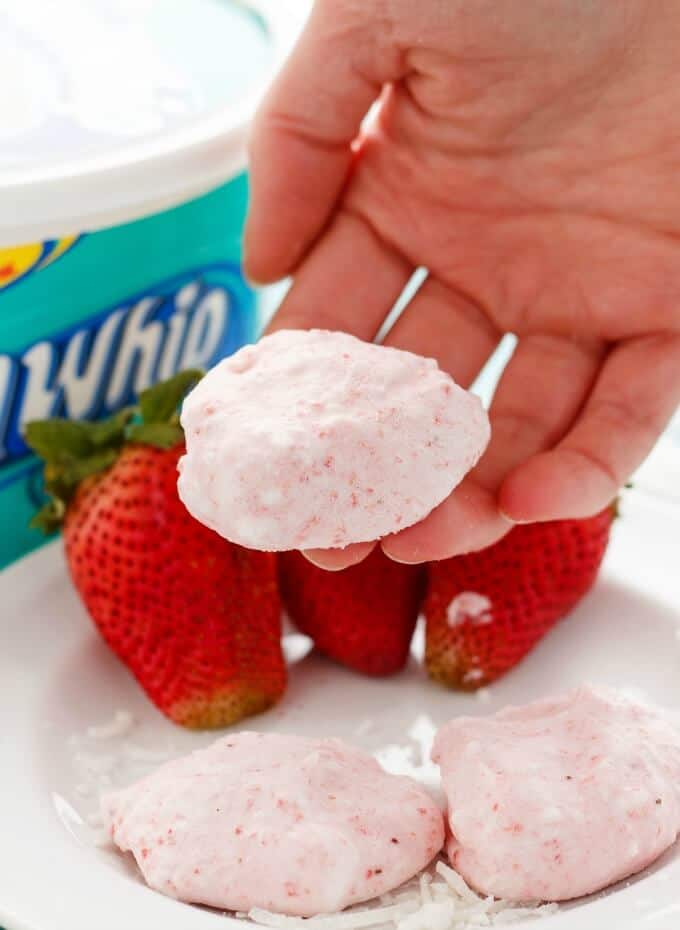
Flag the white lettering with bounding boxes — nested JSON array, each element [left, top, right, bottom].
[[59, 310, 124, 419], [176, 281, 201, 311], [156, 309, 189, 382], [19, 341, 59, 426], [0, 355, 18, 460], [179, 288, 229, 370], [2, 276, 237, 468], [17, 310, 124, 430], [105, 297, 164, 408]]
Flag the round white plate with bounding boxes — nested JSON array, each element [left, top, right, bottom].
[[1, 477, 679, 930]]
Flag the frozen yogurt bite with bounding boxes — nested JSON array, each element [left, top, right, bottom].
[[433, 686, 680, 902], [103, 732, 444, 916], [178, 329, 490, 550]]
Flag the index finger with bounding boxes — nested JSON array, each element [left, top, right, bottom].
[[245, 1, 400, 284], [500, 333, 680, 521]]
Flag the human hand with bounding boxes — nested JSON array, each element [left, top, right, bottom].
[[245, 0, 680, 567]]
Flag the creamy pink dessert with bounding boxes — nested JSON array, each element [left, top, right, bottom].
[[433, 686, 680, 902], [178, 329, 490, 551], [102, 732, 444, 916]]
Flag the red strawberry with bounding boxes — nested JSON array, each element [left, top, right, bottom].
[[26, 372, 286, 729], [424, 508, 615, 690], [279, 547, 425, 676]]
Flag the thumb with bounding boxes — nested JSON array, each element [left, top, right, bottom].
[[244, 0, 402, 284]]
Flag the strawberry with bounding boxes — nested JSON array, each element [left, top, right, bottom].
[[279, 547, 425, 676], [424, 508, 615, 690], [26, 372, 286, 729]]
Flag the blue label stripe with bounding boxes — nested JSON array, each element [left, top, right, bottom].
[[0, 262, 255, 469], [0, 458, 41, 494]]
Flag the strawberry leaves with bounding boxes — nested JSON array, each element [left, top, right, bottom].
[[24, 408, 133, 463], [126, 422, 185, 449], [31, 448, 122, 532], [25, 369, 204, 532], [139, 369, 203, 425], [127, 369, 203, 449], [26, 409, 134, 529]]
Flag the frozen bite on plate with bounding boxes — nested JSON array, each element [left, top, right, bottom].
[[433, 685, 680, 902], [178, 329, 490, 551], [103, 732, 444, 916]]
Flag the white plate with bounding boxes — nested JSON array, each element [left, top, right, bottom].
[[1, 476, 680, 930]]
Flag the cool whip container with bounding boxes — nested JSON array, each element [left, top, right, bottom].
[[0, 0, 299, 568]]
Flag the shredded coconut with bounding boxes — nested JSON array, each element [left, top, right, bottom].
[[70, 710, 179, 813], [248, 861, 558, 930], [249, 901, 419, 930], [419, 873, 432, 905], [86, 710, 135, 740], [397, 899, 458, 930], [446, 593, 493, 629], [435, 862, 481, 905]]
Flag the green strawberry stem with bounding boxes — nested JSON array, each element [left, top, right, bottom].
[[25, 369, 203, 533]]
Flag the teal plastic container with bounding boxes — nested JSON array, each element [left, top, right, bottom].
[[0, 0, 299, 568]]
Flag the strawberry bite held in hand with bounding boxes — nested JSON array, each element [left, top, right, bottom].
[[178, 330, 490, 552], [25, 373, 286, 730]]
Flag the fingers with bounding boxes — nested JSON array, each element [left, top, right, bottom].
[[379, 278, 506, 562], [382, 477, 511, 563], [276, 209, 412, 573], [245, 2, 401, 283], [500, 332, 680, 521], [267, 206, 413, 340], [303, 542, 377, 572], [382, 277, 500, 387], [297, 276, 501, 568], [383, 332, 603, 562], [474, 333, 603, 489]]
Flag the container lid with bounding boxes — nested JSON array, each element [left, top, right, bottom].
[[0, 0, 305, 246]]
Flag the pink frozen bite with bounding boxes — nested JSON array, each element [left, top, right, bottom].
[[433, 686, 680, 902], [178, 329, 490, 550], [103, 732, 444, 916]]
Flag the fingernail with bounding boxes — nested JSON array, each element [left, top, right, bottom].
[[242, 260, 266, 288], [380, 542, 425, 565], [498, 508, 523, 524], [301, 551, 347, 572]]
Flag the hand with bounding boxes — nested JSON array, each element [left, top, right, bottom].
[[245, 0, 680, 567]]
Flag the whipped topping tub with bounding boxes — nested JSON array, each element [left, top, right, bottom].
[[0, 0, 297, 568]]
